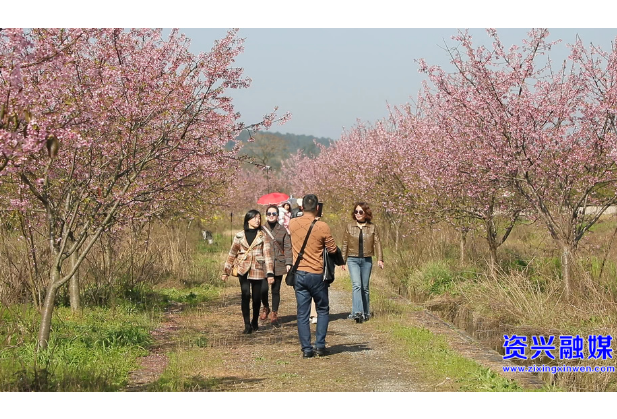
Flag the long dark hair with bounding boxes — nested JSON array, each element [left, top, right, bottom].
[[351, 202, 373, 223], [243, 209, 262, 230]]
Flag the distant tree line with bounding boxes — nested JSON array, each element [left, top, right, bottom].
[[232, 131, 333, 170]]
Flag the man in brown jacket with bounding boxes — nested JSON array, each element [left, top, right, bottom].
[[288, 194, 337, 358]]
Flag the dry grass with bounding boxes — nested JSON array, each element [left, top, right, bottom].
[[0, 219, 226, 307], [3, 210, 617, 391], [367, 216, 617, 392]]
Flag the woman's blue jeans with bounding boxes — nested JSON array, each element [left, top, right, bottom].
[[347, 257, 372, 316]]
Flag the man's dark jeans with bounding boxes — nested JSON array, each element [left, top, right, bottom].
[[294, 270, 329, 353]]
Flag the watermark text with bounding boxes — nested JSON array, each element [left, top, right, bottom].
[[503, 364, 615, 374]]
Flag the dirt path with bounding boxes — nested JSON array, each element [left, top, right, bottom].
[[126, 277, 543, 391]]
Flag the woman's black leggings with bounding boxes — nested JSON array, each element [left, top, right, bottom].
[[261, 275, 283, 312], [239, 274, 262, 326]]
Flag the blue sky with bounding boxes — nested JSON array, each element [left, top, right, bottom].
[[182, 28, 617, 139]]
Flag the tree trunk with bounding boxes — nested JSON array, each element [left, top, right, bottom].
[[488, 244, 498, 278], [69, 247, 80, 313], [185, 219, 192, 256], [485, 219, 498, 277], [459, 229, 467, 266], [128, 226, 135, 286], [18, 212, 42, 309], [38, 268, 60, 350], [394, 222, 400, 253], [561, 245, 572, 299], [105, 237, 113, 286]]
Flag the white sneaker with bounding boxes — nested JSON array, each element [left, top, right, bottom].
[[310, 316, 317, 324]]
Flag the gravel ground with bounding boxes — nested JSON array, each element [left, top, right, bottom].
[[126, 276, 542, 392]]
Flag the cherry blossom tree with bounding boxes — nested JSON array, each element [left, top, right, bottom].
[[282, 118, 423, 250], [419, 29, 617, 294], [0, 28, 289, 349], [406, 86, 528, 272], [1, 28, 86, 173]]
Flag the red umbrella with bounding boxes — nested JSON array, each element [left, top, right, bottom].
[[257, 192, 289, 205]]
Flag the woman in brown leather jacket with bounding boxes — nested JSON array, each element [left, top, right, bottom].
[[341, 202, 384, 323]]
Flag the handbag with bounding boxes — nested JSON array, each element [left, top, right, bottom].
[[230, 231, 262, 277], [285, 219, 317, 287], [322, 246, 344, 284]]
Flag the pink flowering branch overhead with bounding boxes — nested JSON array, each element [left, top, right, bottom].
[[0, 28, 289, 349]]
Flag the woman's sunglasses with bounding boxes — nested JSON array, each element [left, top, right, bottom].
[[266, 212, 278, 216], [354, 210, 364, 215]]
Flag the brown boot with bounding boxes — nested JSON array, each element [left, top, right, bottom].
[[270, 311, 280, 327], [260, 306, 270, 321]]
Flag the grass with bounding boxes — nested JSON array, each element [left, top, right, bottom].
[[0, 279, 223, 391], [156, 284, 221, 307], [149, 348, 223, 391], [387, 323, 524, 391], [0, 305, 154, 391], [365, 280, 529, 392]]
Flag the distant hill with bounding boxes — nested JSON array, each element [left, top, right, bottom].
[[232, 131, 334, 171], [236, 131, 333, 155]]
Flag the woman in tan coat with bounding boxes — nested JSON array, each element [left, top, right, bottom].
[[341, 202, 384, 323], [222, 209, 275, 334]]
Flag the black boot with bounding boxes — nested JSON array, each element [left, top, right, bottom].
[[251, 319, 259, 332], [243, 324, 253, 334]]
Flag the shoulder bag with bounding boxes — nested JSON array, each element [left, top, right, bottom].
[[262, 224, 284, 255], [285, 219, 317, 287], [231, 231, 262, 277]]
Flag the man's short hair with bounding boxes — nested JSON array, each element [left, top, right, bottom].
[[302, 194, 318, 213]]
